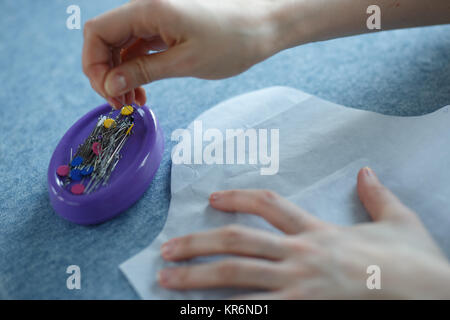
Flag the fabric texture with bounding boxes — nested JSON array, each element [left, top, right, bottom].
[[120, 87, 450, 299], [0, 0, 449, 299]]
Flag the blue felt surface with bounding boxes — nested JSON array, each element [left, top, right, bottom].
[[0, 0, 449, 299]]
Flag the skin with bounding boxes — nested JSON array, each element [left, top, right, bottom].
[[82, 0, 450, 108], [157, 168, 450, 299], [82, 1, 450, 298]]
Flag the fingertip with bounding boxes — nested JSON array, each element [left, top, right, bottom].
[[125, 90, 135, 105], [357, 167, 367, 181], [358, 166, 378, 189], [357, 166, 374, 196], [209, 192, 220, 202], [209, 191, 235, 212], [105, 70, 129, 97], [107, 99, 120, 110], [361, 166, 376, 180], [135, 87, 146, 106], [160, 242, 175, 261], [356, 167, 414, 222], [209, 192, 221, 207], [109, 96, 124, 110], [157, 270, 170, 288], [106, 99, 114, 109]]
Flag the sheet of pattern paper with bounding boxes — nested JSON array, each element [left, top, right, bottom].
[[120, 86, 450, 299]]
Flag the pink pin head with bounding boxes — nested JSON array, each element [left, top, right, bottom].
[[56, 165, 70, 177], [71, 184, 85, 195], [92, 142, 102, 155]]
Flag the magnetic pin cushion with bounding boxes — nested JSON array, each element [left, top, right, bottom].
[[48, 103, 164, 225]]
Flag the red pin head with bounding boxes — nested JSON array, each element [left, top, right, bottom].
[[56, 165, 70, 177], [92, 142, 102, 155]]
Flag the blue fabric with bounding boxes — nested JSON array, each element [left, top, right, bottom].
[[0, 0, 449, 299]]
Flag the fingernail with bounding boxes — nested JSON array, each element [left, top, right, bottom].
[[210, 192, 221, 201], [158, 269, 171, 286], [161, 241, 175, 259], [106, 74, 127, 96], [109, 100, 119, 110], [363, 167, 375, 178]]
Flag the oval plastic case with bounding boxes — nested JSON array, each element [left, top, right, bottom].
[[48, 104, 164, 225]]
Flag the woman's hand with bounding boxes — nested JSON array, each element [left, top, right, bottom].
[[158, 167, 450, 299], [82, 0, 276, 109], [82, 0, 450, 109]]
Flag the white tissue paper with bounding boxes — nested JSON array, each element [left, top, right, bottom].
[[120, 86, 450, 299]]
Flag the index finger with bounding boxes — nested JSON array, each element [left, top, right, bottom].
[[210, 190, 329, 234], [82, 1, 158, 99]]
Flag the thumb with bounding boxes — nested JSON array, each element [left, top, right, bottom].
[[104, 47, 184, 97], [357, 167, 417, 223]]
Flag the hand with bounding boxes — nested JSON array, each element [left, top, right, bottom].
[[82, 0, 450, 109], [82, 0, 276, 109], [158, 167, 450, 299]]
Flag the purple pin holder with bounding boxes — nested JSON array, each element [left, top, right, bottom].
[[48, 103, 164, 225]]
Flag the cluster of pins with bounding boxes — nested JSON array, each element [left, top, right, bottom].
[[56, 105, 135, 195]]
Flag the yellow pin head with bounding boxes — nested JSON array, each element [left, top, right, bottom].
[[103, 118, 116, 129], [121, 105, 134, 116]]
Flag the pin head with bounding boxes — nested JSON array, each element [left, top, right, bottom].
[[71, 156, 83, 167], [56, 165, 70, 177], [92, 142, 102, 155], [70, 169, 82, 181], [121, 105, 134, 116], [71, 184, 85, 195], [103, 118, 116, 129]]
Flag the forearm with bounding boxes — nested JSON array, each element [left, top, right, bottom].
[[264, 0, 450, 54]]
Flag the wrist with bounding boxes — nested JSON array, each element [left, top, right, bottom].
[[263, 0, 376, 53], [416, 262, 450, 299], [263, 0, 321, 54], [244, 1, 284, 63], [239, 0, 328, 64], [395, 260, 450, 299]]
